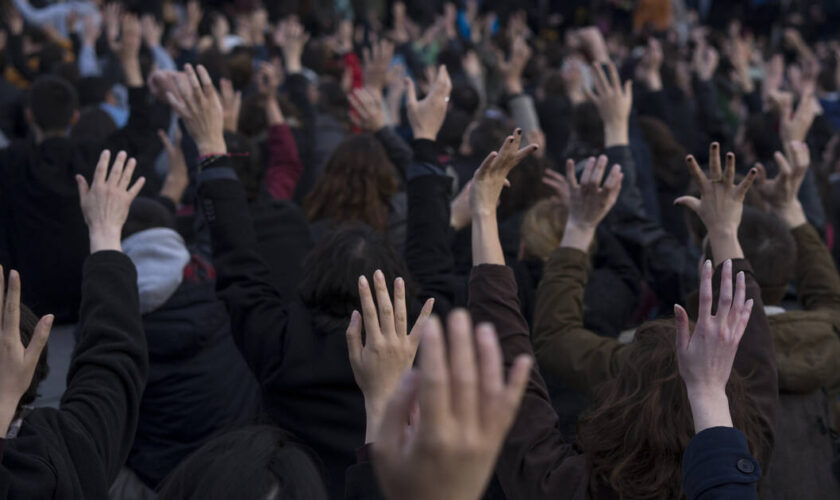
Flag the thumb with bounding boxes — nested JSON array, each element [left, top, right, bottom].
[[75, 174, 89, 199], [674, 304, 691, 351], [673, 195, 701, 213], [25, 314, 53, 366]]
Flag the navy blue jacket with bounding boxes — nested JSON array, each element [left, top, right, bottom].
[[683, 427, 761, 500]]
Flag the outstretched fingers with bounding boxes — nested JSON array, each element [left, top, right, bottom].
[[708, 142, 722, 180], [565, 159, 579, 189], [734, 168, 757, 200], [25, 314, 53, 366], [715, 260, 733, 323]]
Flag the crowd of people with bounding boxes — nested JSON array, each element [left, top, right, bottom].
[[0, 0, 839, 498]]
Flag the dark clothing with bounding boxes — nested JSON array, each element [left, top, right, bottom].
[[682, 427, 761, 500], [0, 251, 147, 499], [197, 160, 364, 499], [0, 87, 168, 322], [128, 257, 261, 488]]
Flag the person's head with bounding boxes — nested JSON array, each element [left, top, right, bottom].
[[123, 197, 177, 239], [739, 112, 783, 166], [25, 75, 80, 136], [637, 116, 690, 190], [577, 320, 770, 499], [317, 80, 350, 123], [519, 198, 568, 261], [304, 134, 398, 232], [16, 303, 50, 415], [299, 223, 411, 330], [157, 426, 328, 500], [461, 114, 511, 158], [699, 207, 796, 305], [70, 107, 117, 142]]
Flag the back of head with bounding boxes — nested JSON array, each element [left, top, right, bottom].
[[577, 321, 769, 499], [27, 75, 79, 133], [304, 134, 398, 232], [520, 198, 568, 261], [157, 426, 328, 500], [299, 223, 410, 330], [468, 115, 511, 160], [70, 107, 117, 142]]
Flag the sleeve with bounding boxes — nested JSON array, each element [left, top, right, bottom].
[[196, 159, 291, 385], [716, 260, 777, 468], [264, 124, 304, 200], [12, 0, 57, 27], [77, 44, 102, 77], [791, 223, 840, 313], [58, 250, 148, 481], [149, 45, 176, 71], [404, 139, 464, 316], [682, 427, 760, 500], [468, 265, 582, 499], [373, 127, 413, 179], [343, 445, 385, 500], [507, 94, 541, 135], [532, 247, 625, 394]]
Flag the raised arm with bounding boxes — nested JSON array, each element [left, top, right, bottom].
[[64, 149, 147, 480], [167, 63, 289, 384], [533, 156, 625, 394], [754, 141, 840, 312], [675, 145, 777, 466], [467, 130, 585, 498]]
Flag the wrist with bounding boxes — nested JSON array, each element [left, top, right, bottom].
[[776, 201, 807, 228], [89, 228, 123, 253], [504, 78, 523, 95], [121, 58, 143, 86], [196, 139, 227, 157], [604, 124, 629, 147], [411, 129, 437, 141], [560, 222, 595, 251], [363, 399, 386, 444], [685, 386, 732, 433]]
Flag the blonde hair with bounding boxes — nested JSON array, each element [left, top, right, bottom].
[[520, 198, 568, 261]]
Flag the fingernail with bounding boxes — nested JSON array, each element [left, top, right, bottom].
[[45, 315, 55, 327], [374, 269, 384, 282], [516, 128, 522, 135], [359, 275, 368, 287]]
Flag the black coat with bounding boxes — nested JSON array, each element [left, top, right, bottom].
[[0, 251, 147, 499], [128, 257, 261, 488]]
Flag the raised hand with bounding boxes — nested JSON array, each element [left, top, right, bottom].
[[0, 268, 53, 436], [114, 14, 142, 86], [675, 143, 756, 264], [346, 271, 434, 443], [76, 150, 145, 253], [158, 128, 189, 205], [274, 18, 309, 73], [779, 90, 821, 143], [166, 64, 226, 155], [560, 156, 623, 250], [585, 61, 632, 146], [405, 65, 452, 140], [541, 168, 570, 207], [219, 78, 242, 133], [81, 13, 101, 47], [140, 13, 163, 48], [674, 260, 753, 433], [372, 310, 532, 500], [363, 39, 395, 92], [693, 44, 719, 81], [470, 128, 539, 217], [497, 35, 531, 94], [349, 87, 387, 132], [754, 141, 809, 228]]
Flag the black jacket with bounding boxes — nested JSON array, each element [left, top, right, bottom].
[[0, 251, 147, 499], [0, 87, 168, 322], [128, 256, 261, 488], [198, 163, 364, 499]]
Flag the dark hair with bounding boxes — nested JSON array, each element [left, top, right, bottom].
[[27, 75, 79, 132], [577, 320, 770, 499], [438, 108, 473, 152], [743, 112, 783, 165], [317, 80, 350, 123], [299, 223, 411, 331], [304, 134, 398, 232], [123, 198, 177, 239], [157, 426, 328, 500], [468, 115, 512, 160], [18, 303, 49, 411], [70, 107, 117, 142], [701, 207, 796, 299], [637, 116, 690, 190], [76, 77, 113, 107]]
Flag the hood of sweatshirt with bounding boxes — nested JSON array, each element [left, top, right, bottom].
[[122, 228, 190, 314]]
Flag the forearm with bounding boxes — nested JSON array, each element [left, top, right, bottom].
[[507, 94, 540, 135], [0, 404, 16, 438], [707, 229, 744, 265], [686, 389, 732, 433], [264, 123, 303, 200], [471, 214, 504, 266], [792, 223, 840, 310], [78, 44, 102, 76]]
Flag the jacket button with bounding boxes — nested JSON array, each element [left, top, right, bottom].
[[736, 458, 755, 474]]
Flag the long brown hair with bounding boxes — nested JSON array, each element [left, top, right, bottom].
[[304, 134, 399, 232], [577, 320, 770, 500]]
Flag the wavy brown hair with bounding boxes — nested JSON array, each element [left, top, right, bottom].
[[304, 134, 399, 233], [577, 320, 770, 500]]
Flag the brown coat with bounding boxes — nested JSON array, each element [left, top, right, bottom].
[[530, 251, 777, 495]]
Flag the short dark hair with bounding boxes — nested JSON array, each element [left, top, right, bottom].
[[299, 223, 413, 331], [28, 75, 79, 132], [123, 198, 177, 239], [18, 302, 49, 411], [157, 426, 328, 500]]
